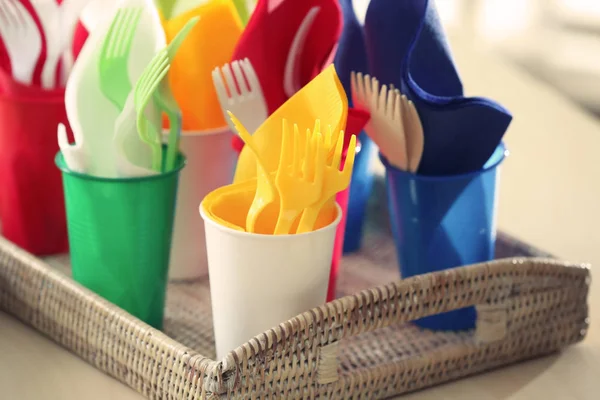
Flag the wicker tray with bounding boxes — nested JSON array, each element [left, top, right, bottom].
[[0, 183, 591, 399]]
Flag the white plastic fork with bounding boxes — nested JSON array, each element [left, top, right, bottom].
[[351, 71, 409, 171], [212, 58, 268, 134], [30, 0, 91, 89], [0, 0, 42, 85]]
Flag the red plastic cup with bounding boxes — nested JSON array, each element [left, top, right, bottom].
[[0, 90, 71, 255]]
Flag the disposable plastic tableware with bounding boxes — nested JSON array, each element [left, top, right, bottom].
[[212, 58, 268, 134], [98, 7, 143, 111], [166, 126, 237, 280], [120, 0, 167, 170], [134, 53, 170, 171], [134, 16, 198, 171], [381, 143, 508, 330], [297, 128, 356, 233], [56, 146, 186, 329], [30, 0, 91, 89], [65, 0, 164, 178], [228, 111, 277, 233], [233, 64, 348, 184], [352, 71, 424, 173], [64, 1, 120, 178], [201, 171, 337, 234], [365, 0, 511, 175], [0, 0, 42, 85], [0, 89, 70, 255], [352, 71, 408, 171], [401, 93, 424, 173], [200, 198, 342, 360], [97, 5, 154, 176], [273, 120, 325, 235], [113, 93, 154, 177]]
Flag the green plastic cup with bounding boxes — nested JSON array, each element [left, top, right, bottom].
[[55, 149, 186, 329]]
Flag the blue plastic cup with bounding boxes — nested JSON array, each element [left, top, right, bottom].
[[381, 143, 508, 331], [343, 131, 376, 253]]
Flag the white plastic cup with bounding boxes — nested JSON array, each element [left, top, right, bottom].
[[200, 201, 342, 360], [167, 127, 236, 280]]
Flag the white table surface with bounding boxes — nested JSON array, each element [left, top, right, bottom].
[[2, 19, 600, 400]]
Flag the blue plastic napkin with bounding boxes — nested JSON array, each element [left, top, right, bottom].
[[364, 0, 512, 176]]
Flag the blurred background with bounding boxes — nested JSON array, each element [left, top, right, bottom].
[[435, 0, 600, 117]]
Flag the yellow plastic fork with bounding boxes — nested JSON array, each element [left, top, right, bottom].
[[296, 128, 357, 233], [273, 120, 325, 235], [227, 111, 277, 233]]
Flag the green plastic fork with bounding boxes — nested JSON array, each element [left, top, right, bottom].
[[99, 7, 142, 110], [134, 17, 199, 172], [134, 56, 170, 171]]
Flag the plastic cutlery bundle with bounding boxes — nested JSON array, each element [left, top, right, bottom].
[[225, 111, 356, 235], [363, 0, 512, 175], [0, 0, 42, 85], [0, 0, 91, 88], [30, 0, 92, 88], [135, 17, 199, 172], [233, 64, 349, 184], [60, 0, 197, 178], [351, 71, 423, 173]]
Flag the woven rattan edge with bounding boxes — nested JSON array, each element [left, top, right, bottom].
[[213, 257, 590, 395]]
